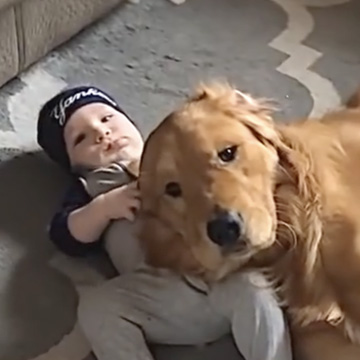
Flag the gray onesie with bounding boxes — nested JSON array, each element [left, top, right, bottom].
[[80, 162, 145, 274]]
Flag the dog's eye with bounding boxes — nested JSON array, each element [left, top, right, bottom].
[[165, 182, 182, 198], [218, 145, 238, 163]]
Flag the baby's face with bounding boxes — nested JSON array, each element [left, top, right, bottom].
[[64, 103, 144, 170]]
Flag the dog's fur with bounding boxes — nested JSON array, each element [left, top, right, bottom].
[[138, 81, 360, 359]]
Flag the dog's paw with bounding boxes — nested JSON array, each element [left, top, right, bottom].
[[168, 0, 186, 4]]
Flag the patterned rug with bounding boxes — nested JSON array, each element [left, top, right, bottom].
[[0, 0, 358, 359]]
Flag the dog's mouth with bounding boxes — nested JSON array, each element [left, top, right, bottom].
[[218, 236, 249, 255]]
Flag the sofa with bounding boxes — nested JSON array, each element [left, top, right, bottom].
[[0, 0, 125, 87]]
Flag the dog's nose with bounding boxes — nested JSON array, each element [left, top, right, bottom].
[[206, 208, 243, 247]]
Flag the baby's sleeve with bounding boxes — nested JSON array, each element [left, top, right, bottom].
[[49, 178, 103, 257]]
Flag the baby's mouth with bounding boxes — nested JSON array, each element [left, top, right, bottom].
[[104, 142, 113, 152], [104, 138, 130, 153]]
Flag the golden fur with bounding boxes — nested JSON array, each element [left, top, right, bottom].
[[138, 81, 360, 359]]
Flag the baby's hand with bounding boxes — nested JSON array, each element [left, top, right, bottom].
[[102, 182, 140, 221]]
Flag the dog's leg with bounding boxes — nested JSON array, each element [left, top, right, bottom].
[[292, 322, 360, 360], [346, 89, 360, 109]]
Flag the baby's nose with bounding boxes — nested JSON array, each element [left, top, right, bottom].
[[96, 128, 110, 143]]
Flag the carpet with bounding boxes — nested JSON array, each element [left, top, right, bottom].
[[0, 0, 358, 359]]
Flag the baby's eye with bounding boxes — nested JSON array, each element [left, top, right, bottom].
[[74, 133, 86, 146], [101, 115, 113, 123]]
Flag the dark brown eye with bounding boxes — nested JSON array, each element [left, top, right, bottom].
[[74, 133, 86, 147], [165, 182, 182, 198], [101, 115, 113, 123], [218, 145, 238, 163]]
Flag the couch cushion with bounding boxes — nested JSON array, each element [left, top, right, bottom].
[[0, 0, 19, 12], [0, 6, 19, 85], [16, 0, 125, 69]]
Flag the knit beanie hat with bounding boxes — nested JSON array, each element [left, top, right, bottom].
[[37, 86, 128, 169]]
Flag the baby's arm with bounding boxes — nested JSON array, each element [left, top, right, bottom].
[[50, 178, 140, 257], [50, 178, 104, 256], [69, 181, 140, 241], [67, 192, 110, 245]]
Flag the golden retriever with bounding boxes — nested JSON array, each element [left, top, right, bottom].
[[138, 81, 360, 360]]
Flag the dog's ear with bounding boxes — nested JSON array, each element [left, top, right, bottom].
[[234, 89, 279, 146], [191, 81, 279, 145], [192, 81, 233, 102], [235, 89, 259, 107], [192, 81, 275, 114]]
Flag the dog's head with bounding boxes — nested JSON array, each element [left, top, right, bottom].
[[139, 82, 282, 279]]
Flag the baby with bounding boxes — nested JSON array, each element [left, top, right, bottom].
[[37, 86, 143, 265]]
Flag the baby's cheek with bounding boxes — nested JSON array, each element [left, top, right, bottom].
[[81, 147, 101, 168]]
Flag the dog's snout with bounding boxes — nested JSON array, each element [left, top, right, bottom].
[[206, 208, 243, 247]]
